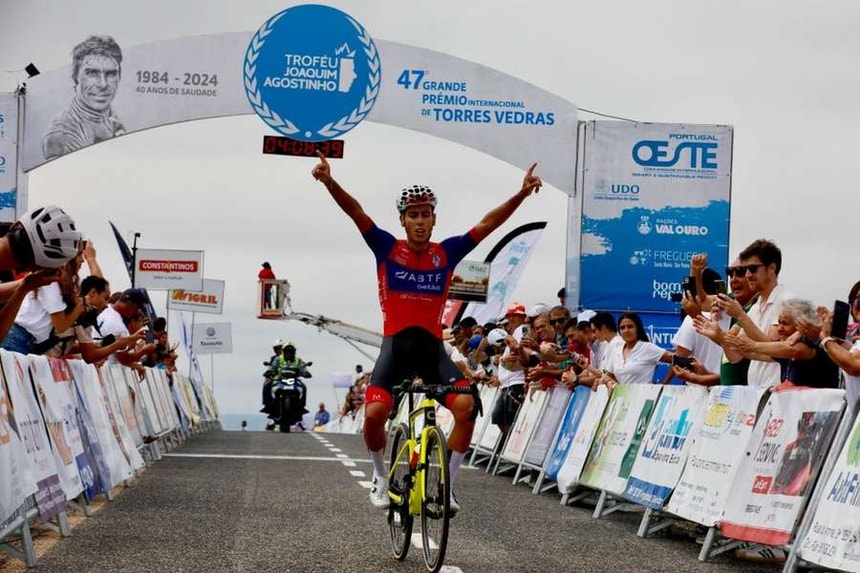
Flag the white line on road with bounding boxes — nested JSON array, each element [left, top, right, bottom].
[[327, 448, 343, 452], [358, 480, 374, 489], [341, 461, 357, 467], [164, 453, 371, 463], [349, 470, 365, 477]]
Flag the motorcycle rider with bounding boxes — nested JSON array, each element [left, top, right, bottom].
[[275, 341, 312, 424], [260, 338, 284, 416]]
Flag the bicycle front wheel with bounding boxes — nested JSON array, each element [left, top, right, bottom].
[[388, 423, 413, 561], [420, 426, 450, 573]]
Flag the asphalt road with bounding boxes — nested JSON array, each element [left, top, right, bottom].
[[24, 431, 779, 573]]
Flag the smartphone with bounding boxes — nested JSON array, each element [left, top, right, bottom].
[[832, 300, 850, 340], [684, 276, 697, 294], [672, 354, 694, 370], [521, 325, 531, 338], [714, 279, 727, 295]]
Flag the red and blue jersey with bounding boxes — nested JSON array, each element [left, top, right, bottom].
[[361, 221, 480, 338]]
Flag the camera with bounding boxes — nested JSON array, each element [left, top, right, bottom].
[[670, 276, 697, 303], [76, 305, 101, 329]]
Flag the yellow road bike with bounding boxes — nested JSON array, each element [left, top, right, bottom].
[[387, 380, 472, 573]]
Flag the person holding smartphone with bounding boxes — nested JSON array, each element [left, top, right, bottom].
[[813, 302, 860, 405]]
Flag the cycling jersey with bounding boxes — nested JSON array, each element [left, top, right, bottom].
[[361, 220, 479, 338]]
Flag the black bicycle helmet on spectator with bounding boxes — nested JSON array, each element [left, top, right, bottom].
[[396, 185, 437, 213], [19, 205, 82, 268]]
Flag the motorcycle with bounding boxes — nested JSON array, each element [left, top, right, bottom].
[[272, 361, 313, 433]]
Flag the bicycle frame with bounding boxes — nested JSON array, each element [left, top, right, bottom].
[[388, 393, 439, 516]]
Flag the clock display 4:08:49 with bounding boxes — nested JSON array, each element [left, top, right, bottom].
[[262, 136, 345, 158]]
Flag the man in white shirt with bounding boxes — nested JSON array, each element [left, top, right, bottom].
[[722, 240, 794, 389], [668, 268, 731, 386], [590, 312, 624, 371], [97, 288, 155, 367], [490, 303, 532, 436]]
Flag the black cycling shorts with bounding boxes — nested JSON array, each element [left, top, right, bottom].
[[369, 326, 463, 395]]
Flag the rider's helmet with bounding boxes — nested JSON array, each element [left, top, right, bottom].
[[486, 328, 508, 347], [396, 185, 437, 213], [15, 205, 82, 268], [281, 341, 296, 352], [273, 338, 284, 349]]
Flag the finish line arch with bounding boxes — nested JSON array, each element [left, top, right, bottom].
[[8, 8, 582, 303], [4, 6, 733, 321], [18, 31, 578, 190]]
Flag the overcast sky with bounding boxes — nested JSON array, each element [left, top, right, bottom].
[[1, 0, 858, 420]]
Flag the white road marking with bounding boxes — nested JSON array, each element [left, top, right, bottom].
[[349, 470, 365, 477], [406, 536, 463, 572], [164, 453, 370, 463], [335, 454, 349, 459], [328, 448, 342, 452], [358, 480, 374, 489], [411, 533, 437, 550], [341, 461, 357, 467]]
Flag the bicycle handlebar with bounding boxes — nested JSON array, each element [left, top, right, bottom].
[[394, 379, 475, 396]]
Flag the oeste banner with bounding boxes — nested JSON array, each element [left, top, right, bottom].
[[0, 93, 18, 222], [576, 121, 732, 313]]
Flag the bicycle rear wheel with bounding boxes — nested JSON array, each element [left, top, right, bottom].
[[388, 423, 413, 561], [420, 426, 450, 573]]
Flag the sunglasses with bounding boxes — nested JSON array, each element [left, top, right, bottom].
[[549, 318, 566, 326], [726, 264, 764, 277]]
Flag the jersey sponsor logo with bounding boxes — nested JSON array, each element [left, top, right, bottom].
[[387, 262, 448, 295]]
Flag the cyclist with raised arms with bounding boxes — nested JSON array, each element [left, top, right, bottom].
[[311, 151, 542, 513]]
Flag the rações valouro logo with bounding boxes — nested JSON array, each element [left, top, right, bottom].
[[243, 5, 381, 142]]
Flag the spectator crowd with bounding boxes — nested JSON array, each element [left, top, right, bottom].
[[0, 205, 181, 384], [435, 239, 856, 444]]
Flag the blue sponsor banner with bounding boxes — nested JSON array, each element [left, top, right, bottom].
[[244, 5, 381, 141], [544, 386, 592, 480], [624, 475, 673, 509], [581, 201, 729, 312], [576, 121, 733, 315]]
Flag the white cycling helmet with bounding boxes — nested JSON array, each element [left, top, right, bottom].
[[19, 205, 82, 268], [487, 328, 508, 346], [396, 185, 437, 213], [273, 338, 284, 348]]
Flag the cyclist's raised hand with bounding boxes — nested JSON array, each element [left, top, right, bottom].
[[311, 150, 332, 183], [520, 162, 542, 196]]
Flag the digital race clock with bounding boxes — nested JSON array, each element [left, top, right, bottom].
[[262, 135, 345, 158]]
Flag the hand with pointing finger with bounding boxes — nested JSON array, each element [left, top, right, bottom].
[[520, 162, 542, 196], [311, 150, 332, 185]]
